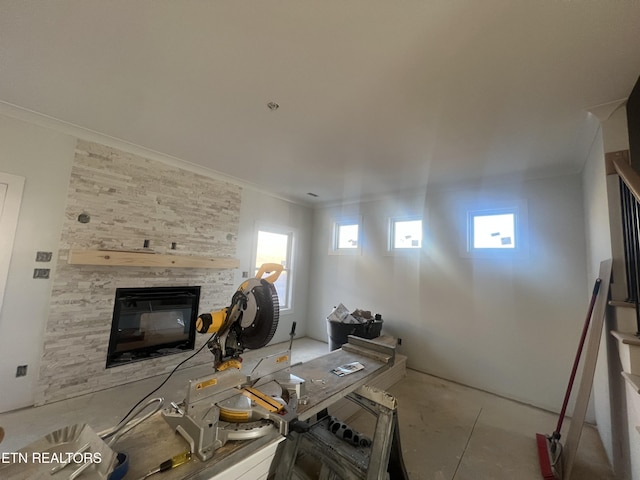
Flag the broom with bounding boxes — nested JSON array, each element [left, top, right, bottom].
[[536, 278, 601, 480]]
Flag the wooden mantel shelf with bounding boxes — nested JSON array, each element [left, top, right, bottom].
[[68, 249, 239, 269]]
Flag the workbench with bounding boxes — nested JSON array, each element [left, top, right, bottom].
[[114, 337, 398, 480]]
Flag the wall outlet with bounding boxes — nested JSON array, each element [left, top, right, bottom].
[[33, 268, 50, 279], [16, 365, 27, 377], [36, 251, 53, 262], [397, 338, 402, 346]]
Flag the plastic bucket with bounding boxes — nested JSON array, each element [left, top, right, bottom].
[[327, 319, 383, 351]]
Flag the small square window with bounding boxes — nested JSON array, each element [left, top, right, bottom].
[[331, 217, 362, 255], [337, 223, 359, 249], [472, 213, 515, 249], [465, 204, 529, 259], [390, 218, 422, 250]]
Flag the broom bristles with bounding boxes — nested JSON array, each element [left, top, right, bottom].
[[536, 433, 561, 480]]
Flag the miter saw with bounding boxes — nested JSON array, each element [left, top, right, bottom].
[[162, 263, 306, 461], [194, 262, 282, 371]]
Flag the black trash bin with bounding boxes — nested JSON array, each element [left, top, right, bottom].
[[327, 317, 383, 351]]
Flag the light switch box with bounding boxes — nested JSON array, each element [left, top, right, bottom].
[[36, 251, 53, 262], [33, 268, 50, 279]]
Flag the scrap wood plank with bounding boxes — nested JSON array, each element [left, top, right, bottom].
[[563, 258, 612, 479]]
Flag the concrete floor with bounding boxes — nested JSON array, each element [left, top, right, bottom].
[[0, 337, 613, 479], [349, 369, 614, 480]]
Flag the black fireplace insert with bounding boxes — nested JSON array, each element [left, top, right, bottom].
[[106, 286, 201, 368]]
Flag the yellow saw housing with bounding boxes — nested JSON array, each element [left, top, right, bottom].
[[195, 308, 226, 335], [195, 263, 283, 370]]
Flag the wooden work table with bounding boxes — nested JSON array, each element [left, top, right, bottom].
[[113, 338, 396, 480]]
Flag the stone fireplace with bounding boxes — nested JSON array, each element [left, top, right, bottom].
[[36, 140, 241, 405]]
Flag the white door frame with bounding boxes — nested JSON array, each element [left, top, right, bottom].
[[0, 172, 25, 316]]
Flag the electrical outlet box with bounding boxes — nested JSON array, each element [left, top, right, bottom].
[[33, 268, 50, 279], [16, 365, 27, 377], [35, 251, 53, 262]]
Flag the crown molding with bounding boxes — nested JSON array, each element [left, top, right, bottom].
[[0, 101, 309, 207]]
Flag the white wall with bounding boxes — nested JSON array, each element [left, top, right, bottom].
[[308, 174, 591, 416], [0, 114, 76, 412]]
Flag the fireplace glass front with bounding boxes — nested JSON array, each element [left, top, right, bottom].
[[106, 286, 201, 368]]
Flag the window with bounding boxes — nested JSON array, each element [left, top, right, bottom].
[[390, 217, 422, 250], [331, 217, 362, 254], [466, 205, 527, 258], [337, 223, 359, 249], [255, 228, 294, 310], [472, 212, 515, 249]]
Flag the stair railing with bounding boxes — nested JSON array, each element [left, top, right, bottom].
[[612, 156, 640, 335]]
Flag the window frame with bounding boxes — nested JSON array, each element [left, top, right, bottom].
[[387, 215, 424, 253], [465, 203, 528, 259], [252, 224, 296, 312], [330, 216, 362, 255]]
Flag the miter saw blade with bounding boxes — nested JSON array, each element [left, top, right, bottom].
[[240, 279, 280, 350]]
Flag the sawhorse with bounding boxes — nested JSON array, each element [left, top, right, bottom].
[[273, 384, 409, 480]]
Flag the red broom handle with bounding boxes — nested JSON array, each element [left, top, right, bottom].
[[554, 278, 601, 438]]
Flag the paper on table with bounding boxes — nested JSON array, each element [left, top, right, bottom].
[[330, 361, 364, 377]]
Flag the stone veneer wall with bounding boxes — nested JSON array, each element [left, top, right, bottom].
[[36, 140, 241, 405]]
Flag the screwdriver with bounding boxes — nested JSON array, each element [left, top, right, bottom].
[[136, 451, 192, 480]]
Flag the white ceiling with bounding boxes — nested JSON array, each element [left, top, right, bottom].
[[1, 1, 639, 204]]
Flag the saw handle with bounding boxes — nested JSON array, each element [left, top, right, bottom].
[[255, 263, 283, 283]]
